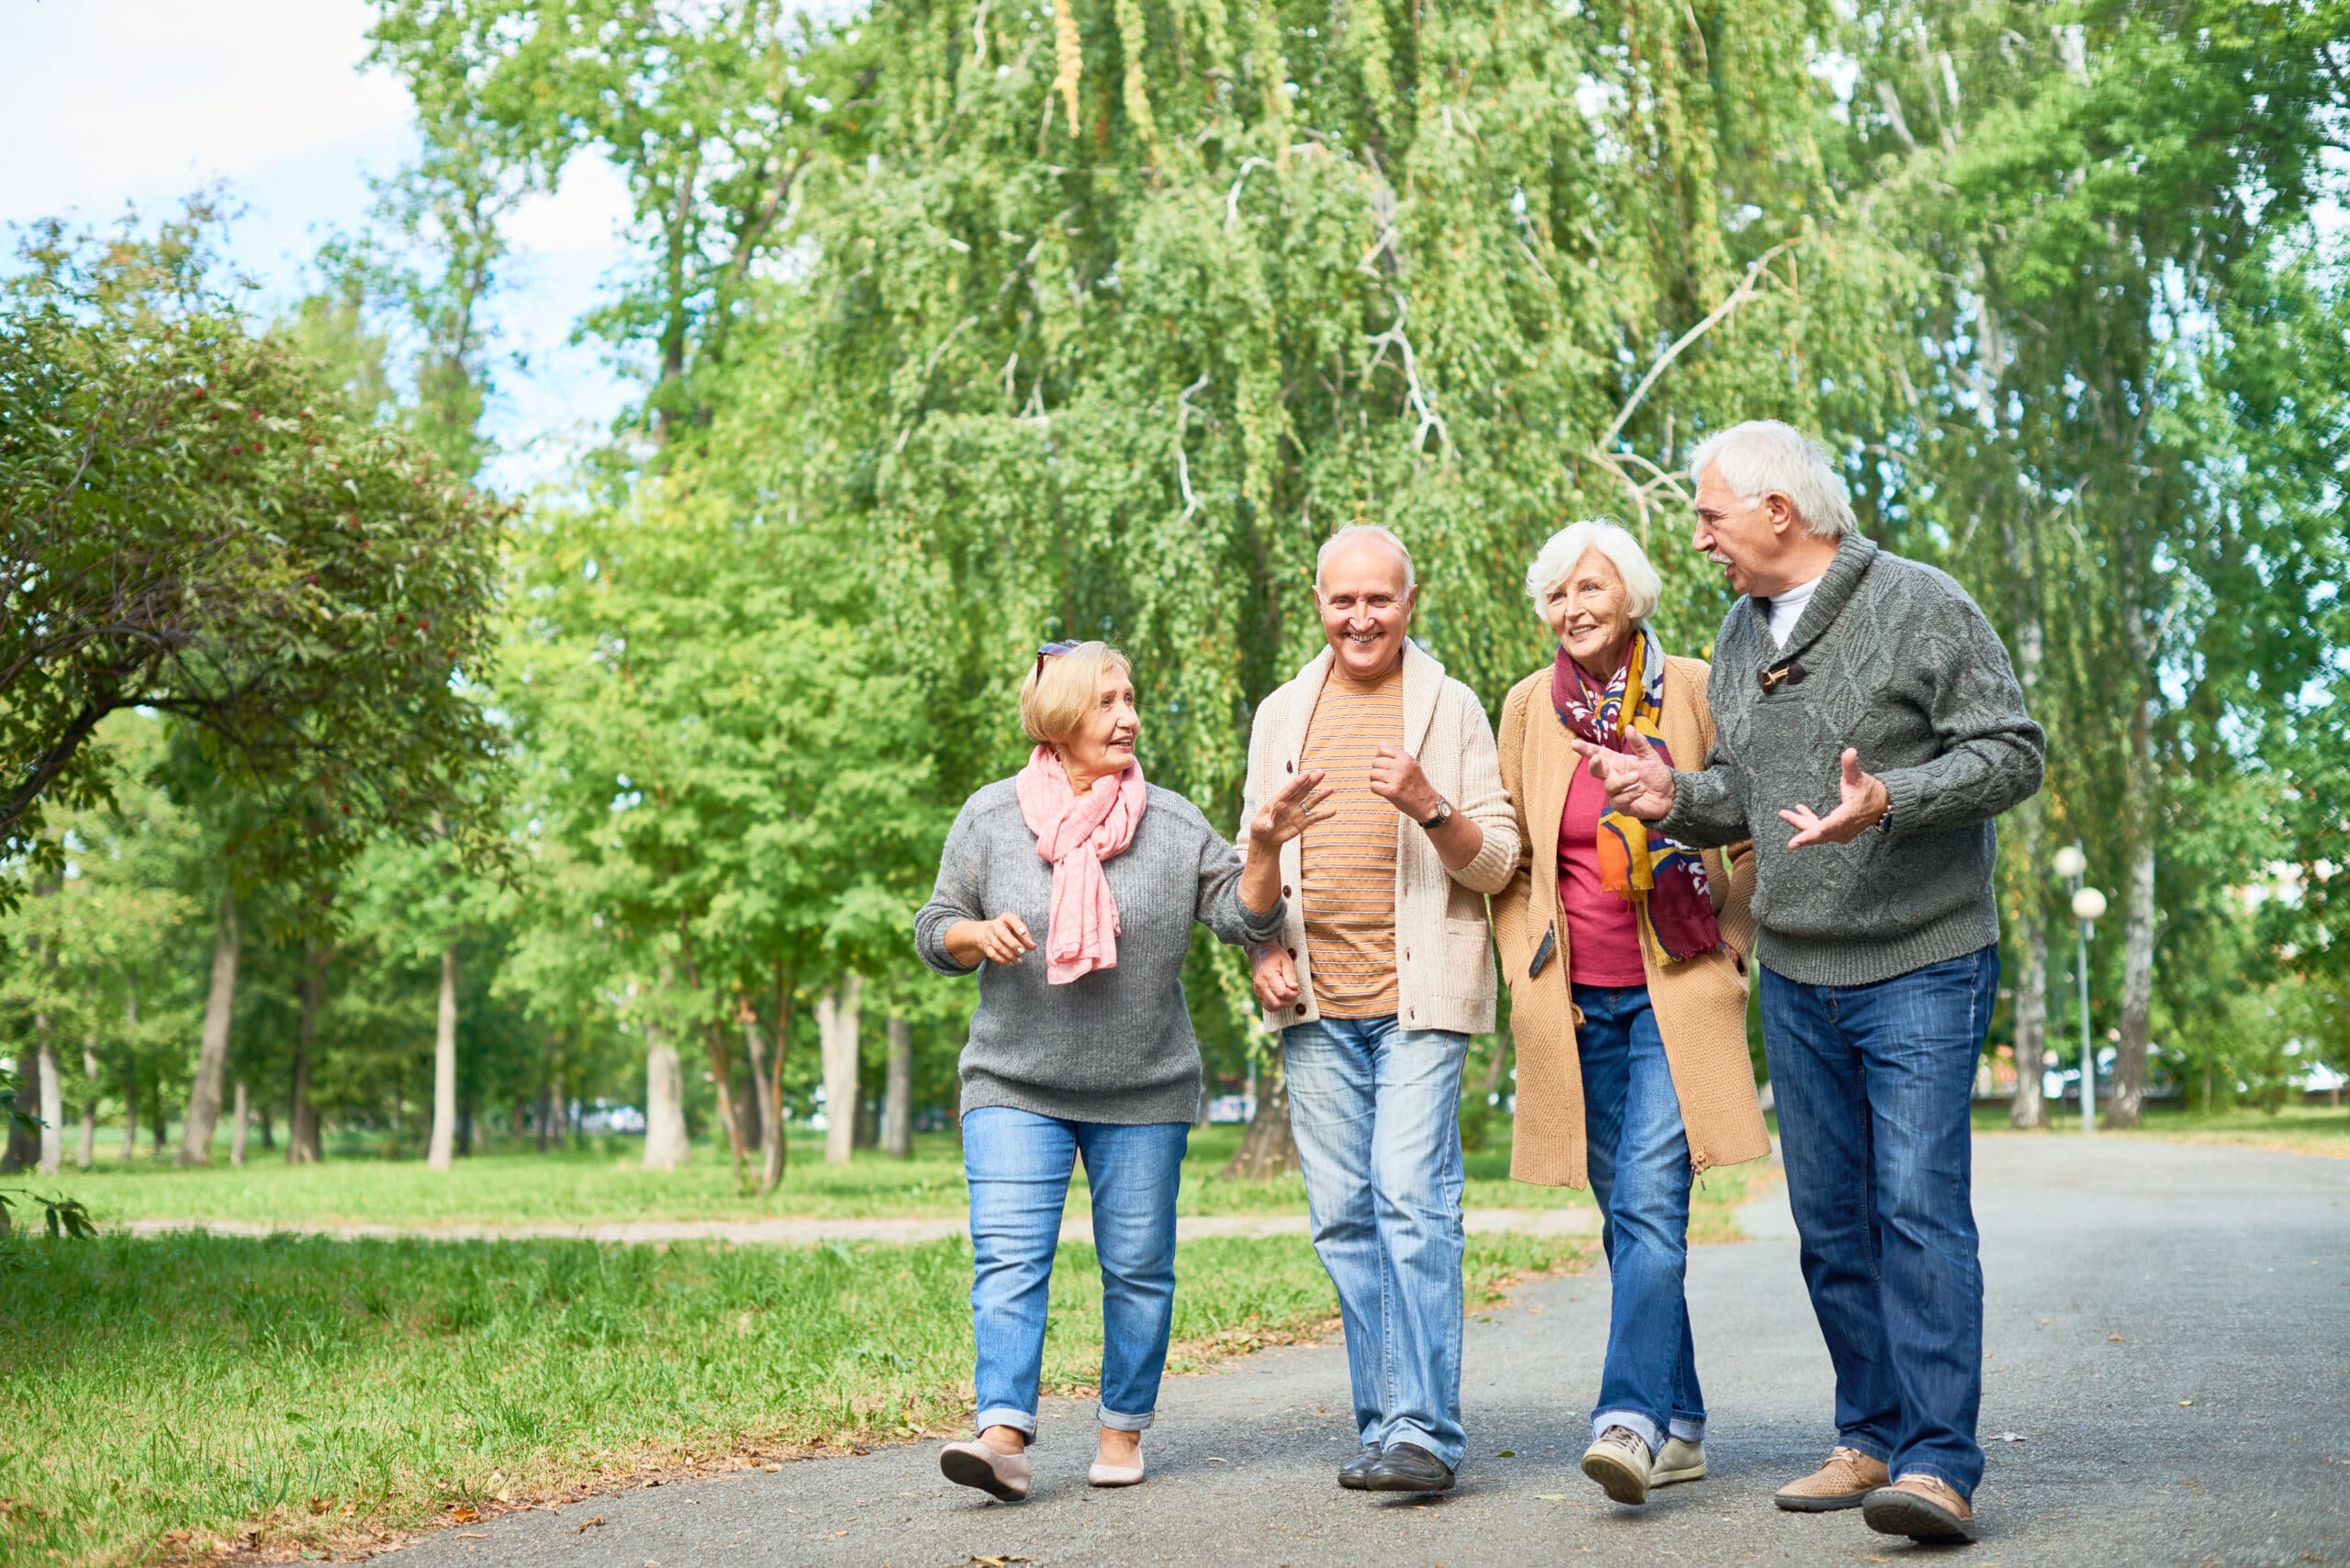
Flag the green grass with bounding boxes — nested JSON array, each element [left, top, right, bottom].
[[36, 1124, 1624, 1230], [0, 1226, 1587, 1567], [1969, 1098, 2350, 1156]]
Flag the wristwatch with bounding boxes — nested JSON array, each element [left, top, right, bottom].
[[1419, 798, 1453, 832]]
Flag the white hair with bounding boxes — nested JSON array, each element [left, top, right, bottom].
[[1315, 523, 1416, 592], [1688, 420, 1857, 539], [1525, 520, 1663, 622]]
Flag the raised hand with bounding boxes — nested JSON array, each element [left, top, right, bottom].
[[1565, 729, 1676, 822], [1251, 945, 1303, 1010], [1367, 744, 1442, 821], [948, 913, 1037, 967], [1251, 768, 1336, 846], [1779, 747, 1889, 847]]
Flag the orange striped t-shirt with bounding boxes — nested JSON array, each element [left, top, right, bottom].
[[1297, 664, 1404, 1018]]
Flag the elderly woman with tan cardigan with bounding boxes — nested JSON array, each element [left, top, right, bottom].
[[1492, 520, 1768, 1508]]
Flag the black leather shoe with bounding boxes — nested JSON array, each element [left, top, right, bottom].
[[1338, 1443, 1384, 1490], [1362, 1441, 1456, 1494]]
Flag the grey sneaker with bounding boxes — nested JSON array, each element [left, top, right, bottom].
[[1581, 1425, 1653, 1505], [1651, 1435, 1707, 1486]]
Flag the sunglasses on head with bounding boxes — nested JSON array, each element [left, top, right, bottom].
[[1035, 640, 1078, 680]]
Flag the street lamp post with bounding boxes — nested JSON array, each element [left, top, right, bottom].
[[2052, 843, 2107, 1135]]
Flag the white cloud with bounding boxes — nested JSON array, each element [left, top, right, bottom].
[[506, 153, 636, 255], [0, 0, 411, 222]]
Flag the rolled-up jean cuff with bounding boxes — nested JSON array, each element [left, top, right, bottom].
[[974, 1406, 1036, 1439], [1592, 1409, 1665, 1455], [1669, 1417, 1705, 1442], [1096, 1405, 1154, 1433]]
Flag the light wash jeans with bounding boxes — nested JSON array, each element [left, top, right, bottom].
[[1281, 1015, 1470, 1468], [961, 1107, 1190, 1439], [1759, 946, 1999, 1499], [1573, 983, 1706, 1455]]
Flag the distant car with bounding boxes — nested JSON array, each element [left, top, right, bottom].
[[1204, 1094, 1255, 1125]]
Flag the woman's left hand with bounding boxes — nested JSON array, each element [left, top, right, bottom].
[[1250, 768, 1334, 846]]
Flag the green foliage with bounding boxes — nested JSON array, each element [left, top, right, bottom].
[[0, 213, 514, 914], [0, 1188, 95, 1240]]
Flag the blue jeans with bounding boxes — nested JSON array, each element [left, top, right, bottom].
[[1282, 1015, 1470, 1468], [1759, 946, 1999, 1498], [961, 1107, 1190, 1438], [1574, 984, 1705, 1454]]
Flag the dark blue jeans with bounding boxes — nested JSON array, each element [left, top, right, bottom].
[[1574, 984, 1705, 1454], [1759, 946, 1998, 1498]]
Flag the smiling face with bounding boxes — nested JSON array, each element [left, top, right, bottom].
[[1693, 460, 1814, 599], [1315, 536, 1416, 682], [1056, 664, 1141, 790], [1542, 547, 1639, 680]]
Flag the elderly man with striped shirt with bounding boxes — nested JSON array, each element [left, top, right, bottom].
[[1238, 524, 1521, 1495]]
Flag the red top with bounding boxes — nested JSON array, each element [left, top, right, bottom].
[[1558, 765, 1649, 987]]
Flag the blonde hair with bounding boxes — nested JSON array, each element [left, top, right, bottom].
[[1525, 519, 1663, 621], [1020, 640, 1133, 746]]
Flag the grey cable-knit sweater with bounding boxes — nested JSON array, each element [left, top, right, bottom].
[[914, 779, 1285, 1125], [1661, 534, 2044, 987]]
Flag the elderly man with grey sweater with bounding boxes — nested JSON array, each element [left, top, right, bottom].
[[1575, 421, 2044, 1545]]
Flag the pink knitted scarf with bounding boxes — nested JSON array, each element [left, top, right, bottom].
[[1014, 745, 1148, 985]]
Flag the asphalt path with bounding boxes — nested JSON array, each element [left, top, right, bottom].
[[387, 1135, 2349, 1568]]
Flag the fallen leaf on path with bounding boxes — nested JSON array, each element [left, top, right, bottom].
[[1989, 1432, 2028, 1443], [569, 1516, 606, 1533], [446, 1506, 479, 1523], [968, 1556, 1031, 1566], [1535, 1493, 1567, 1501], [455, 1532, 487, 1539], [2109, 1334, 2126, 1342], [2179, 1400, 2196, 1406]]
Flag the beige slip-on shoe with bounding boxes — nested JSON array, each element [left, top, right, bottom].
[[1087, 1457, 1146, 1487], [939, 1439, 1031, 1502], [1773, 1444, 1890, 1512], [1863, 1473, 1976, 1541]]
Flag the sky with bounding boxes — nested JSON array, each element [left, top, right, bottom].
[[0, 0, 636, 491]]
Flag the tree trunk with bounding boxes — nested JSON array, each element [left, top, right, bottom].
[[702, 1020, 747, 1181], [34, 1036, 63, 1175], [5, 1039, 39, 1172], [288, 946, 324, 1164], [2111, 831, 2155, 1127], [818, 973, 863, 1166], [882, 1015, 913, 1158], [428, 943, 459, 1170], [2001, 530, 2051, 1131], [1221, 1055, 1298, 1179], [257, 1101, 274, 1152], [536, 1035, 558, 1153], [755, 961, 794, 1193], [79, 1036, 98, 1169], [742, 1018, 776, 1151], [229, 1079, 250, 1167], [642, 1021, 689, 1170], [120, 977, 140, 1160], [179, 887, 241, 1165]]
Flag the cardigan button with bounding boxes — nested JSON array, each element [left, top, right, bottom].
[[1285, 759, 1294, 772], [1286, 946, 1298, 959], [1281, 884, 1292, 897]]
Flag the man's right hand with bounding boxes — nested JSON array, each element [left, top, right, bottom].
[[1566, 730, 1676, 822], [1251, 946, 1302, 1011]]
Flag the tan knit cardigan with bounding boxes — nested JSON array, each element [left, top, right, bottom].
[[1494, 655, 1770, 1188], [1240, 640, 1522, 1037]]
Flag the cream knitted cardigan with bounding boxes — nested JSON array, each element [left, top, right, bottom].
[[1238, 640, 1521, 1037]]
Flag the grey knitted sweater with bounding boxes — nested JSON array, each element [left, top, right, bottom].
[[914, 778, 1285, 1125], [1662, 534, 2044, 986]]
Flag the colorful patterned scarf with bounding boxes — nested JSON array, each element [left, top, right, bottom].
[[1550, 626, 1723, 963]]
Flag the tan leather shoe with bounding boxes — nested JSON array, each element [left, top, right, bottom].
[[1863, 1473, 1975, 1541], [1773, 1444, 1890, 1512]]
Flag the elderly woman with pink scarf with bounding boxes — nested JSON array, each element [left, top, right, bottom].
[[915, 640, 1329, 1503]]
